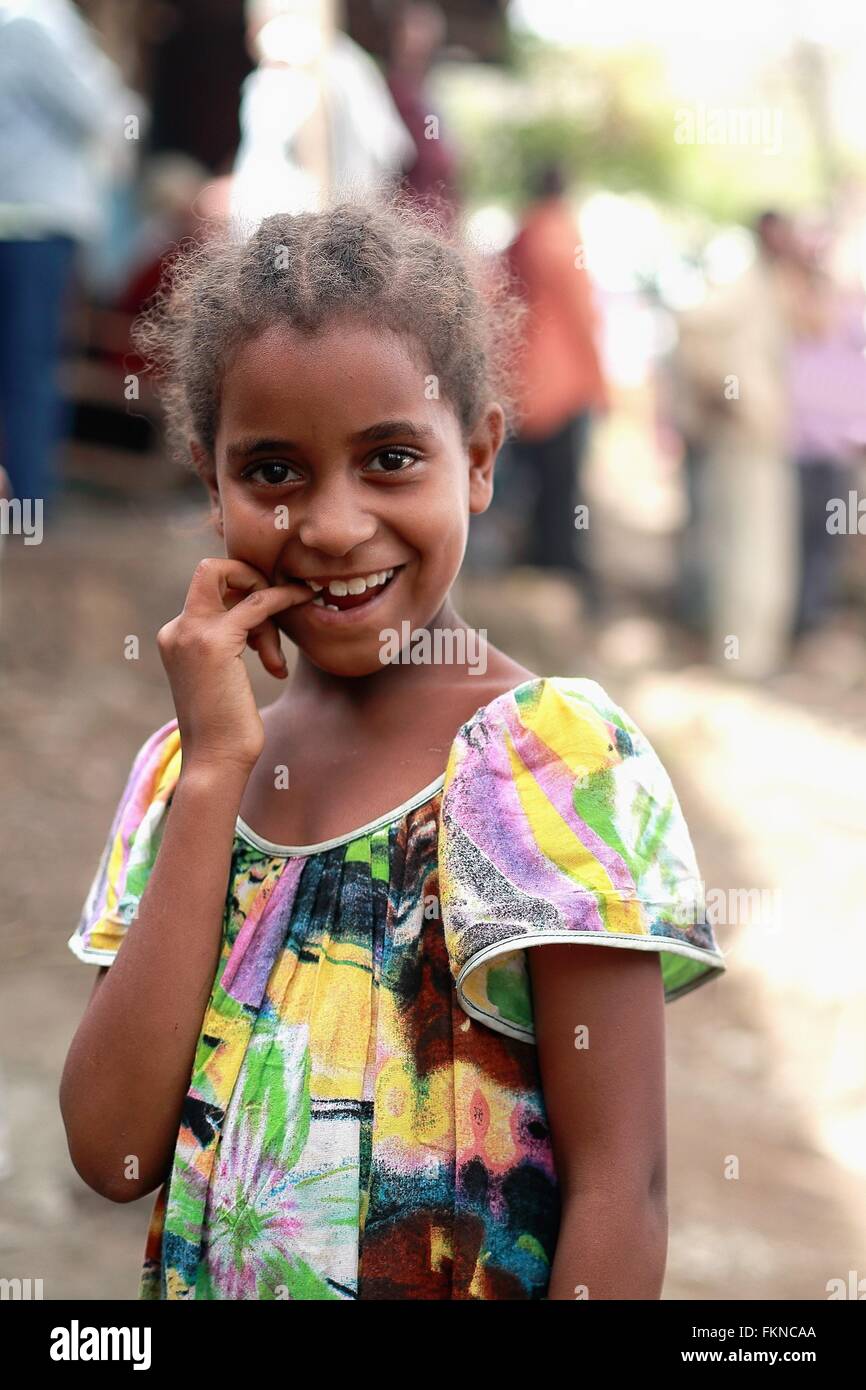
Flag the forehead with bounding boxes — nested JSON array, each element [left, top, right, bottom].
[[217, 317, 450, 444]]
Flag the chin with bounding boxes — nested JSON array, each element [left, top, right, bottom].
[[275, 618, 392, 678], [300, 643, 395, 679], [276, 583, 454, 676]]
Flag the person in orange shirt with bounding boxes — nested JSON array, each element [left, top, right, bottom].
[[502, 163, 609, 600]]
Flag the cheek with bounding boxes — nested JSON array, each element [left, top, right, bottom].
[[222, 497, 282, 554], [408, 477, 469, 558]]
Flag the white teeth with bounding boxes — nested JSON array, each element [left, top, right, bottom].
[[304, 566, 399, 601], [324, 570, 397, 596]]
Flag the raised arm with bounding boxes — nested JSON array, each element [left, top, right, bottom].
[[528, 943, 668, 1300], [59, 559, 312, 1203]]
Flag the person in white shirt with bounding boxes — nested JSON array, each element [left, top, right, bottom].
[[230, 0, 416, 232], [0, 0, 142, 513]]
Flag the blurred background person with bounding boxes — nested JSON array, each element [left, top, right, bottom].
[[669, 211, 801, 678], [231, 0, 416, 226], [499, 161, 609, 607], [661, 323, 714, 634], [785, 223, 866, 639], [385, 0, 461, 234], [111, 156, 212, 325], [0, 0, 142, 516]]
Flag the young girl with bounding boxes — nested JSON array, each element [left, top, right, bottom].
[[60, 197, 726, 1301]]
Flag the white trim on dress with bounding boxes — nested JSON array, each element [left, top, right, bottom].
[[233, 771, 448, 857]]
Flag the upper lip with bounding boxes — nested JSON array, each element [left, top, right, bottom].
[[288, 565, 402, 583]]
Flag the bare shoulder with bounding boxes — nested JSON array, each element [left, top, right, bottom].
[[434, 657, 538, 738], [424, 647, 541, 741], [469, 646, 540, 702]]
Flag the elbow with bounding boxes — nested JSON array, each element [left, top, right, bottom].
[[58, 1077, 157, 1205], [65, 1147, 159, 1205], [83, 1174, 143, 1205], [82, 1153, 154, 1204], [559, 1165, 669, 1237], [561, 1177, 667, 1218], [61, 1125, 145, 1204], [646, 1150, 668, 1237], [100, 1178, 154, 1206], [61, 1140, 140, 1204]]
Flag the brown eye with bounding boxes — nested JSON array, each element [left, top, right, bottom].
[[245, 461, 298, 485], [365, 449, 420, 474]]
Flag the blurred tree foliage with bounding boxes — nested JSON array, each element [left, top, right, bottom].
[[448, 31, 856, 222]]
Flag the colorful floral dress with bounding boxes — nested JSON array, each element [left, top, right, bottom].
[[68, 676, 726, 1300]]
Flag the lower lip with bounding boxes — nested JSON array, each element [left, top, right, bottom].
[[296, 568, 404, 628]]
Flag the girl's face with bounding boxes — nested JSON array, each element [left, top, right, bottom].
[[200, 317, 503, 678]]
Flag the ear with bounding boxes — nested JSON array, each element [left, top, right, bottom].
[[467, 403, 505, 516], [190, 440, 223, 537]]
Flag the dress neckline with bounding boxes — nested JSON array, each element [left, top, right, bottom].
[[233, 674, 542, 858], [235, 770, 448, 857]]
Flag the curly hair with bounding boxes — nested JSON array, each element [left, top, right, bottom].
[[132, 191, 527, 469]]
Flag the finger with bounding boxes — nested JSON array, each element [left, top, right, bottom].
[[247, 617, 287, 678], [184, 558, 272, 617], [186, 559, 313, 619], [223, 571, 310, 613], [227, 583, 313, 636]]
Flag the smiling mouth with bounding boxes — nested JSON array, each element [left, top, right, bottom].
[[293, 566, 402, 612]]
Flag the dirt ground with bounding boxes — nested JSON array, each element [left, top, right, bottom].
[[1, 485, 865, 1301]]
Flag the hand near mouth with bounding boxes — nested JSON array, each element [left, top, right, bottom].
[[222, 564, 315, 672], [157, 558, 313, 774]]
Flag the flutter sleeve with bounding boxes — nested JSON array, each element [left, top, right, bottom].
[[438, 676, 726, 1043], [67, 719, 182, 965]]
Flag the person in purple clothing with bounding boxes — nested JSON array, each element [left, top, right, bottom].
[[786, 249, 866, 635], [385, 0, 460, 234]]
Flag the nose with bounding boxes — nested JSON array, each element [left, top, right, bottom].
[[295, 476, 379, 556]]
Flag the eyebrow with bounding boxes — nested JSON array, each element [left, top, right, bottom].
[[225, 419, 437, 460]]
